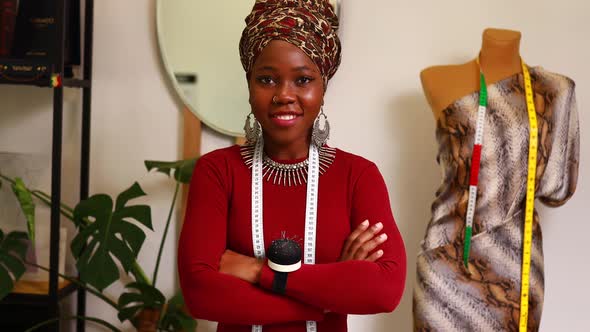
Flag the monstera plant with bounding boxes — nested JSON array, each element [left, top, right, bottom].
[[0, 158, 198, 332]]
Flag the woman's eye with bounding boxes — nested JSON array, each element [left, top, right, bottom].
[[256, 76, 275, 85], [296, 76, 314, 85]]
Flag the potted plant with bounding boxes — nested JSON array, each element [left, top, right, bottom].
[[0, 158, 198, 332]]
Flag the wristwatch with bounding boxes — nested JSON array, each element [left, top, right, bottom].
[[266, 238, 302, 294]]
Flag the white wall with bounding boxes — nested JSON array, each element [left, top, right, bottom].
[[1, 0, 588, 331]]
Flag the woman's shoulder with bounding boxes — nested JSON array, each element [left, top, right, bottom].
[[196, 145, 243, 169], [330, 147, 387, 191], [199, 145, 241, 161], [332, 146, 378, 173]]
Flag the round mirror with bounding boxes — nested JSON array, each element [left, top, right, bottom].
[[157, 0, 341, 137]]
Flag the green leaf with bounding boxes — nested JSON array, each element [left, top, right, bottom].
[[11, 178, 36, 242], [3, 232, 28, 258], [118, 292, 145, 307], [159, 292, 197, 332], [114, 182, 148, 211], [117, 282, 166, 323], [0, 231, 29, 300], [144, 158, 198, 184], [117, 305, 143, 324], [71, 183, 153, 291]]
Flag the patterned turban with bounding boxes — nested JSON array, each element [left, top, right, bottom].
[[239, 0, 342, 86]]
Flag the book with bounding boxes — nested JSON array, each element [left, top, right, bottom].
[[11, 0, 80, 69], [64, 0, 81, 77], [0, 0, 17, 57], [11, 0, 58, 61]]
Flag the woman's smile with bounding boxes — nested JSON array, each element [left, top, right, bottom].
[[270, 111, 303, 127]]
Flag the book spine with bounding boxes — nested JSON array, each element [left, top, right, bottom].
[[65, 0, 81, 66], [0, 0, 18, 57]]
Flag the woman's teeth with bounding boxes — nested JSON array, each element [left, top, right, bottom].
[[276, 114, 297, 120]]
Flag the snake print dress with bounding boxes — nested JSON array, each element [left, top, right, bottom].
[[413, 67, 579, 331]]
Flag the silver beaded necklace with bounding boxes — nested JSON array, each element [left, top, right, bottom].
[[240, 144, 336, 186]]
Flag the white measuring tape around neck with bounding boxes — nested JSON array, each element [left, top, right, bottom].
[[251, 138, 320, 332]]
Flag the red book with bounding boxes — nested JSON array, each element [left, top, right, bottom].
[[0, 0, 17, 57]]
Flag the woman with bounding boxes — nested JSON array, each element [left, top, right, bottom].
[[178, 1, 406, 331]]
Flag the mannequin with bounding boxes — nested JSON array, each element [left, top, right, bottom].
[[413, 28, 579, 331], [421, 28, 523, 119]]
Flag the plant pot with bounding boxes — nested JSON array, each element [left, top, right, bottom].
[[135, 308, 161, 332]]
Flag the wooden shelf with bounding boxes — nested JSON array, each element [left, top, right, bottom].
[[3, 279, 80, 306], [12, 279, 71, 295], [0, 58, 54, 87], [0, 58, 87, 88]]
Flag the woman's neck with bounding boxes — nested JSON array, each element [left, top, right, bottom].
[[478, 28, 522, 79], [262, 135, 311, 160]]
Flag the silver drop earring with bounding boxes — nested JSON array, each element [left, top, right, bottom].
[[244, 112, 261, 144], [312, 107, 330, 148]]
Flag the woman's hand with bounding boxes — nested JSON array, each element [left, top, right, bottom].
[[340, 220, 387, 262], [219, 249, 264, 284]]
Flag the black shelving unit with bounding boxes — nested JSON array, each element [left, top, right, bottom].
[[0, 1, 94, 331]]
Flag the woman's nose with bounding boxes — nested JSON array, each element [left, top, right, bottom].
[[274, 81, 296, 104]]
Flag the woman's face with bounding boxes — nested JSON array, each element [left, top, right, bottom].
[[248, 40, 324, 148]]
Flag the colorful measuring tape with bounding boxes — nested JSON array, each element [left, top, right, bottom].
[[462, 69, 487, 268], [462, 59, 537, 332], [251, 138, 319, 332]]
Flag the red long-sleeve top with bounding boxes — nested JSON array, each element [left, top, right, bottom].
[[178, 145, 406, 331]]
